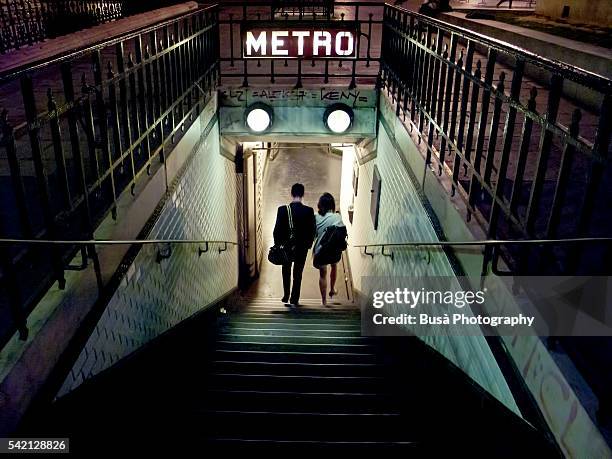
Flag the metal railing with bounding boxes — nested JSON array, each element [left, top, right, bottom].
[[380, 5, 612, 277], [217, 0, 383, 88], [270, 0, 335, 17], [354, 237, 612, 277], [0, 4, 220, 350], [0, 1, 197, 53], [0, 0, 123, 53], [0, 237, 236, 346]]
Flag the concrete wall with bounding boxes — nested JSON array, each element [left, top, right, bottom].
[[340, 110, 521, 417], [57, 118, 239, 397], [536, 0, 612, 26]]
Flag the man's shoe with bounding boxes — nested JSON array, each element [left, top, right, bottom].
[[281, 296, 289, 303]]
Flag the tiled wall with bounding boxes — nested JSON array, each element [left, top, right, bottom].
[[342, 119, 520, 416], [57, 120, 238, 397]]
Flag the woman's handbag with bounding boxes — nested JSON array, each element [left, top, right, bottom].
[[268, 205, 296, 265]]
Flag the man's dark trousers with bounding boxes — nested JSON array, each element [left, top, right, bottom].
[[274, 201, 316, 305], [282, 248, 308, 304]]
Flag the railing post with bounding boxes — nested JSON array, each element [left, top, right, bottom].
[[128, 52, 143, 165], [467, 49, 496, 215], [488, 61, 523, 243], [107, 62, 126, 182], [20, 74, 66, 289], [92, 50, 118, 219], [483, 72, 505, 185], [61, 62, 103, 291], [525, 73, 563, 236], [426, 30, 443, 154], [0, 110, 32, 238], [115, 44, 136, 192], [568, 93, 612, 272], [454, 40, 474, 172], [0, 245, 28, 341], [47, 88, 72, 210], [463, 59, 481, 178], [451, 48, 468, 194], [439, 33, 457, 171], [509, 86, 537, 216], [546, 108, 581, 238], [135, 36, 152, 170]]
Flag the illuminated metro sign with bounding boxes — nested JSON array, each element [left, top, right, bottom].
[[243, 23, 357, 59]]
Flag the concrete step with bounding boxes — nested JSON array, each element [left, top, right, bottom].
[[225, 309, 360, 319], [216, 333, 370, 345], [215, 341, 372, 353], [207, 373, 386, 393], [219, 326, 362, 337], [210, 360, 386, 377], [199, 389, 400, 413], [212, 349, 379, 364], [198, 410, 411, 442], [224, 319, 362, 329], [206, 438, 418, 452]]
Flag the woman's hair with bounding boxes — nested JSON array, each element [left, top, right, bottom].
[[318, 192, 336, 216]]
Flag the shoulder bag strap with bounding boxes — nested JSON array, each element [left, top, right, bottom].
[[286, 204, 294, 233]]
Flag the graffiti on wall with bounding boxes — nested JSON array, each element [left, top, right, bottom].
[[220, 88, 373, 107]]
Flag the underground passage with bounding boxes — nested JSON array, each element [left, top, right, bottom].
[[0, 0, 611, 456]]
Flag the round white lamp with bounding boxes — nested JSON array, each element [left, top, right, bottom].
[[324, 103, 354, 134], [245, 103, 273, 133]]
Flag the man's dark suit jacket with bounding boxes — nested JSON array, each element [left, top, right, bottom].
[[273, 201, 316, 251]]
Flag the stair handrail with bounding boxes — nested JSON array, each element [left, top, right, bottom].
[[353, 236, 612, 249], [0, 238, 239, 246]]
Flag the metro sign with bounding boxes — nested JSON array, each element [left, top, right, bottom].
[[243, 23, 357, 59]]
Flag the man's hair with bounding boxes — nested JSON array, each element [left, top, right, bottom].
[[317, 192, 336, 216], [291, 183, 305, 198]]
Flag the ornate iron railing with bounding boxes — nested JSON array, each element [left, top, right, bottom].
[[0, 1, 196, 53], [0, 4, 219, 349], [270, 0, 335, 17], [380, 4, 612, 277], [0, 1, 124, 53]]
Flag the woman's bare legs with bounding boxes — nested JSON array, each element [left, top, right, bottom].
[[319, 266, 328, 305], [329, 263, 338, 298]]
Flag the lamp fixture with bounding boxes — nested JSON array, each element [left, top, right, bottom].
[[245, 102, 273, 133], [324, 103, 354, 134]]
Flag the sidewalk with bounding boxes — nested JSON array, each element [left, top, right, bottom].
[[438, 10, 612, 111], [450, 0, 535, 10], [0, 2, 199, 77]]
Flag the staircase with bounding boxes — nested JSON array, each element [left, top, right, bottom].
[[26, 295, 559, 456], [204, 296, 410, 451]]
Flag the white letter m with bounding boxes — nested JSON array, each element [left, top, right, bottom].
[[246, 31, 266, 56]]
